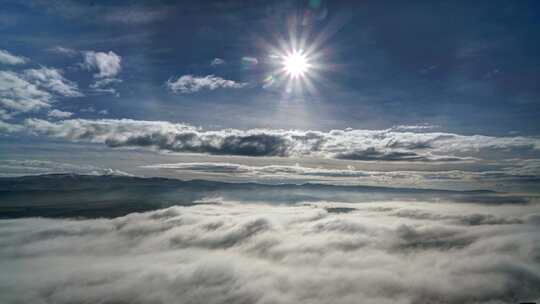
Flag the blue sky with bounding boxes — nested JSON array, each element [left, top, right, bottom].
[[1, 0, 540, 191], [2, 0, 540, 133]]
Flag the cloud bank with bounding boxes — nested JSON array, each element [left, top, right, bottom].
[[1, 199, 538, 303], [142, 161, 540, 187], [20, 118, 540, 162], [166, 75, 247, 93]]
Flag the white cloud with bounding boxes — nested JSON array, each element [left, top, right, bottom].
[[211, 58, 225, 66], [47, 109, 73, 119], [0, 199, 538, 303], [23, 67, 83, 97], [82, 51, 122, 78], [20, 118, 540, 162], [0, 49, 28, 65], [0, 67, 82, 118], [0, 71, 52, 113], [166, 74, 247, 93]]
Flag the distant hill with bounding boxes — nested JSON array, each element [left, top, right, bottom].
[[0, 174, 527, 219]]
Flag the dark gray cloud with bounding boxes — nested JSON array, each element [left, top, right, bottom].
[[0, 199, 539, 304], [19, 118, 540, 162]]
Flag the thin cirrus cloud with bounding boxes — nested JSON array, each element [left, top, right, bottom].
[[19, 118, 540, 162], [0, 49, 28, 65], [89, 77, 122, 96], [102, 6, 169, 25], [80, 107, 108, 115], [166, 74, 247, 94], [48, 46, 78, 57], [211, 58, 225, 66]]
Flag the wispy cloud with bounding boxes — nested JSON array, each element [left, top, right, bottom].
[[391, 124, 439, 132], [241, 56, 258, 66], [23, 67, 83, 97], [0, 49, 28, 65], [79, 106, 107, 115], [166, 75, 247, 94], [0, 71, 52, 114], [0, 66, 82, 118], [89, 77, 122, 96], [102, 7, 169, 25], [211, 58, 225, 66], [47, 46, 78, 57]]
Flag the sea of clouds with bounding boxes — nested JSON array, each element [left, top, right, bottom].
[[1, 198, 539, 304]]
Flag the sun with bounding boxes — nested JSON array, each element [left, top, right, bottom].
[[283, 51, 310, 78]]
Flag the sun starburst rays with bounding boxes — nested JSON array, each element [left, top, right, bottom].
[[283, 51, 310, 78]]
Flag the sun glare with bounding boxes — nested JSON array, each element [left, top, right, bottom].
[[283, 51, 310, 78]]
